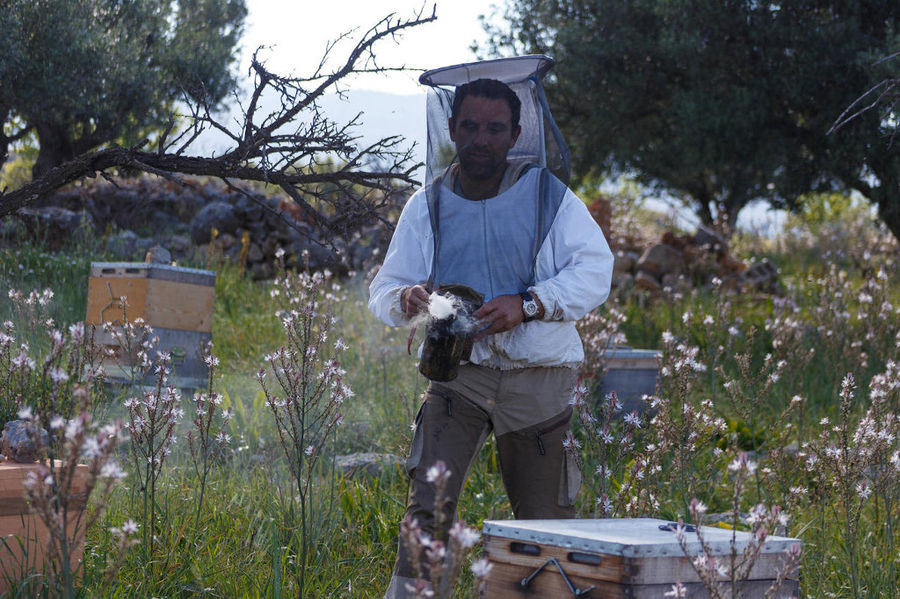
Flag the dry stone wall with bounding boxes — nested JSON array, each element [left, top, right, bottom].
[[2, 178, 397, 278]]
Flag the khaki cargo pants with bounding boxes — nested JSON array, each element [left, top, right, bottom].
[[391, 363, 581, 584]]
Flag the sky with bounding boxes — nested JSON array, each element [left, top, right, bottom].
[[240, 1, 501, 95]]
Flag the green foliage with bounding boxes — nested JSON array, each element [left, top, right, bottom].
[[486, 0, 900, 235], [0, 139, 37, 192], [5, 217, 900, 596], [0, 0, 246, 176]]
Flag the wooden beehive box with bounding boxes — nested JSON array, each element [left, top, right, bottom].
[[598, 347, 661, 415], [481, 518, 800, 599], [0, 461, 89, 593], [85, 262, 216, 389]]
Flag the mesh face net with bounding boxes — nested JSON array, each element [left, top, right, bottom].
[[419, 55, 571, 188]]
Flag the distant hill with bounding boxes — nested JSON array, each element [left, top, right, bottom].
[[190, 89, 427, 178]]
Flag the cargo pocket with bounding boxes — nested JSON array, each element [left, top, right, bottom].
[[405, 401, 426, 479], [531, 408, 581, 508], [559, 442, 582, 507]]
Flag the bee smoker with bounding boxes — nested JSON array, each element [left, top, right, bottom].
[[418, 284, 484, 382]]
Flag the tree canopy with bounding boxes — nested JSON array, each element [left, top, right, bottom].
[[0, 0, 246, 177], [486, 0, 900, 237]]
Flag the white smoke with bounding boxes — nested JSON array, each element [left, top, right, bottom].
[[428, 292, 456, 320], [423, 291, 480, 335]]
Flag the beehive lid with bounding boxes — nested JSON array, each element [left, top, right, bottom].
[[603, 347, 661, 361], [89, 262, 215, 286], [483, 518, 799, 559]]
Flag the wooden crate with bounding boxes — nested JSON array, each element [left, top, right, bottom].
[[85, 262, 216, 388], [481, 518, 800, 599], [0, 461, 89, 593]]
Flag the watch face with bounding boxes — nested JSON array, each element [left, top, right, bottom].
[[523, 299, 539, 317]]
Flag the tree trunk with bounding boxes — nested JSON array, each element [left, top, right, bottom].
[[32, 122, 76, 179], [874, 177, 900, 244]]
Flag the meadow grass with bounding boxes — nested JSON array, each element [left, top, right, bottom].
[[2, 212, 900, 597]]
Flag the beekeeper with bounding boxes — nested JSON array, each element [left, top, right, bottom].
[[368, 68, 613, 596]]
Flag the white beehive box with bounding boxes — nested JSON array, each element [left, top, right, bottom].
[[481, 518, 800, 598]]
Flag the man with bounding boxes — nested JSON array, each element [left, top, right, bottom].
[[369, 78, 613, 596]]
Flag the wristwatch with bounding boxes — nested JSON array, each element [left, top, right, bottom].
[[520, 291, 539, 322]]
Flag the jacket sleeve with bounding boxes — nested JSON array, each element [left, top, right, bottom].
[[530, 189, 614, 322], [368, 193, 431, 326]]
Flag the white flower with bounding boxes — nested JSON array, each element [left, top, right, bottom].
[[449, 522, 480, 548], [100, 461, 127, 479], [856, 481, 872, 500], [49, 366, 69, 383], [623, 412, 642, 428], [68, 322, 85, 342], [425, 461, 450, 483], [81, 437, 101, 458], [664, 583, 687, 598], [562, 432, 581, 450], [12, 352, 36, 371], [17, 406, 33, 421], [728, 326, 740, 337], [596, 494, 613, 515], [703, 315, 714, 325], [471, 557, 493, 578], [121, 519, 139, 535]]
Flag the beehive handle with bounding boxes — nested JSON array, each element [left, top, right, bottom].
[[519, 557, 596, 596]]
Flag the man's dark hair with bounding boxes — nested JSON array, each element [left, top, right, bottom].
[[451, 78, 521, 131]]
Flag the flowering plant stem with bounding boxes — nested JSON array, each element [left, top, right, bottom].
[[258, 266, 350, 596]]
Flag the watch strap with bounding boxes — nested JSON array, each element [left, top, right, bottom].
[[520, 291, 538, 322]]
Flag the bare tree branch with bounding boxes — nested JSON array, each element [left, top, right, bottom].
[[829, 53, 899, 140], [0, 9, 437, 245]]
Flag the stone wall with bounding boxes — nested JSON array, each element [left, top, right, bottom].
[[588, 197, 780, 295], [2, 177, 398, 278]]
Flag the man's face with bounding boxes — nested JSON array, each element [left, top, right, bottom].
[[449, 95, 521, 181]]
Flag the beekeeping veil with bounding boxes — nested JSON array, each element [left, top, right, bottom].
[[417, 55, 571, 291], [418, 54, 570, 189]]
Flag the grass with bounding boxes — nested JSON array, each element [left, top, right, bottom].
[[2, 207, 900, 597]]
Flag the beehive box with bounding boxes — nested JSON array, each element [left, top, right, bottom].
[[85, 262, 216, 389], [598, 347, 661, 415], [0, 461, 89, 593], [481, 518, 800, 598]]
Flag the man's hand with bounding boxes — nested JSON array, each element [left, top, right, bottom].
[[473, 294, 524, 341], [401, 284, 431, 319]]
